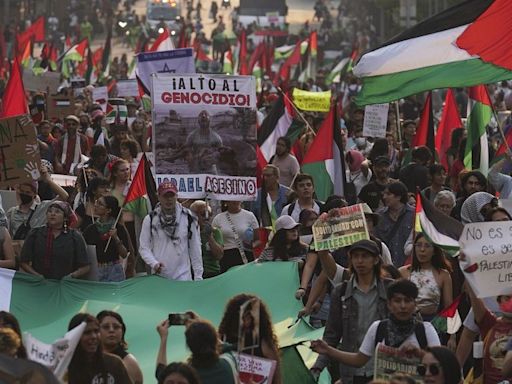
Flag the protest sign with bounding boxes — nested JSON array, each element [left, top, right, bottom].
[[22, 69, 61, 94], [312, 204, 369, 251], [459, 221, 512, 298], [363, 103, 389, 138], [92, 86, 108, 112], [47, 94, 75, 120], [151, 73, 257, 200], [292, 89, 331, 112], [117, 79, 139, 97], [23, 322, 86, 380], [136, 48, 195, 95], [0, 115, 41, 189], [374, 344, 423, 383], [237, 353, 277, 384]]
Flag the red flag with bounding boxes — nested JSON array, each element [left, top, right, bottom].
[[277, 40, 303, 83], [412, 92, 434, 151], [124, 153, 156, 206], [16, 16, 45, 50], [0, 58, 28, 118], [436, 89, 463, 169], [248, 43, 264, 74], [239, 29, 248, 75]]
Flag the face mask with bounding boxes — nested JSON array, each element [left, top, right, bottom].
[[354, 137, 366, 147], [19, 193, 34, 205]]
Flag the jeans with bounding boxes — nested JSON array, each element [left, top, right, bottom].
[[98, 263, 125, 282]]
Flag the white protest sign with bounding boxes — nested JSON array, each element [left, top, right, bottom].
[[459, 221, 512, 298], [117, 79, 139, 97], [23, 69, 61, 94], [363, 103, 389, 138], [92, 86, 108, 112], [237, 353, 277, 384], [23, 321, 86, 379]]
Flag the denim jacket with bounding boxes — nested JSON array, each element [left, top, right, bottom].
[[312, 277, 390, 384]]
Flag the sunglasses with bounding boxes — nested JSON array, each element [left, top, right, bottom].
[[417, 363, 441, 376]]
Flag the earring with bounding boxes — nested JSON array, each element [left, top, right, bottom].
[[64, 220, 68, 233]]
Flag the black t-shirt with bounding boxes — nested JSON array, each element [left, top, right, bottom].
[[82, 223, 131, 263], [68, 353, 132, 384], [399, 163, 429, 193], [358, 181, 388, 210]]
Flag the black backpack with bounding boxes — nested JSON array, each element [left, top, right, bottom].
[[374, 319, 428, 349]]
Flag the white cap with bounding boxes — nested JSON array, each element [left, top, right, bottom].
[[275, 215, 300, 232]]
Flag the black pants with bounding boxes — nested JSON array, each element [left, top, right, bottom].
[[353, 376, 372, 384], [220, 248, 253, 273]]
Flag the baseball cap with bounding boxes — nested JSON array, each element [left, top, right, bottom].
[[275, 215, 300, 232], [349, 239, 379, 256], [373, 156, 391, 166], [158, 182, 178, 195]]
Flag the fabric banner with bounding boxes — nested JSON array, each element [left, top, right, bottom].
[[22, 70, 61, 94], [292, 89, 331, 112], [23, 322, 86, 380], [116, 79, 139, 97], [459, 221, 512, 298], [237, 353, 277, 384], [0, 115, 41, 189], [136, 48, 195, 95], [374, 344, 423, 383], [312, 204, 369, 251], [0, 263, 329, 384], [151, 73, 257, 200], [363, 103, 389, 138]]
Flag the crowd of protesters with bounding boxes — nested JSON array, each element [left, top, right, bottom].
[[2, 1, 512, 384]]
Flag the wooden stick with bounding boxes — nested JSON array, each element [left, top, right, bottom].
[[103, 208, 124, 252], [394, 101, 402, 143], [277, 87, 316, 137]]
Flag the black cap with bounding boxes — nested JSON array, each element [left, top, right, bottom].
[[373, 156, 391, 166], [349, 239, 380, 256]]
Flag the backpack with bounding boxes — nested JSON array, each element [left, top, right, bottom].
[[287, 200, 323, 216], [374, 319, 428, 349]]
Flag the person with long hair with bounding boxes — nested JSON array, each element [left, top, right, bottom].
[[399, 234, 453, 320], [97, 311, 143, 384], [75, 176, 111, 231], [67, 313, 132, 384], [257, 215, 308, 263], [157, 362, 200, 384], [0, 311, 27, 358], [218, 294, 281, 384], [83, 196, 131, 282], [120, 139, 141, 178], [418, 346, 462, 384]]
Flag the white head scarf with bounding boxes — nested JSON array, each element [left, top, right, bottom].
[[460, 192, 496, 224]]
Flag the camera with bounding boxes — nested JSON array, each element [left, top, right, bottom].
[[168, 313, 191, 326]]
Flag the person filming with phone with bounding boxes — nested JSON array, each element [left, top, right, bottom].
[[155, 314, 239, 384]]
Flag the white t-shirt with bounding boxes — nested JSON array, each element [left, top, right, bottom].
[[212, 209, 259, 250], [359, 320, 440, 357]]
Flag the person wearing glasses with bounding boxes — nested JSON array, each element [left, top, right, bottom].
[[97, 311, 143, 384], [54, 115, 90, 175], [311, 279, 440, 384], [418, 346, 462, 384]]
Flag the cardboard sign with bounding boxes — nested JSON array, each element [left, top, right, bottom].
[[23, 322, 86, 380], [47, 94, 75, 120], [117, 79, 139, 97], [460, 221, 512, 298], [23, 69, 61, 94], [237, 353, 277, 384], [152, 73, 257, 200], [312, 204, 369, 251], [92, 86, 108, 112], [292, 89, 331, 112], [0, 115, 41, 189], [363, 103, 389, 138], [374, 344, 423, 383]]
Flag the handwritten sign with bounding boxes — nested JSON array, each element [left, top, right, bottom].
[[459, 221, 512, 298], [23, 69, 61, 94], [292, 89, 331, 112], [363, 103, 389, 138], [236, 353, 277, 384], [92, 86, 108, 112], [312, 204, 369, 251], [374, 344, 423, 383], [0, 115, 41, 189]]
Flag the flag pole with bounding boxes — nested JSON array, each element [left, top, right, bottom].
[[103, 208, 124, 252], [394, 101, 402, 143], [277, 87, 316, 137], [490, 108, 512, 157]]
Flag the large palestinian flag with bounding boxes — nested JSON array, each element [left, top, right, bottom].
[[354, 0, 512, 105], [0, 263, 328, 383]]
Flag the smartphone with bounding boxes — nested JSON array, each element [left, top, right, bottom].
[[168, 313, 190, 326]]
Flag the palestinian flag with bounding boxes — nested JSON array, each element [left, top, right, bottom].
[[0, 263, 326, 384], [353, 0, 512, 106], [417, 192, 463, 255], [303, 31, 317, 81], [325, 48, 358, 85], [237, 29, 248, 75], [18, 39, 32, 68], [61, 39, 88, 79], [464, 85, 491, 175], [276, 39, 304, 83], [436, 89, 463, 169], [412, 92, 435, 152], [123, 153, 156, 218], [431, 294, 463, 334], [301, 102, 346, 202]]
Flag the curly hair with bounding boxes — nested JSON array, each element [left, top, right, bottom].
[[0, 311, 27, 358], [411, 233, 451, 272], [218, 294, 280, 364]]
